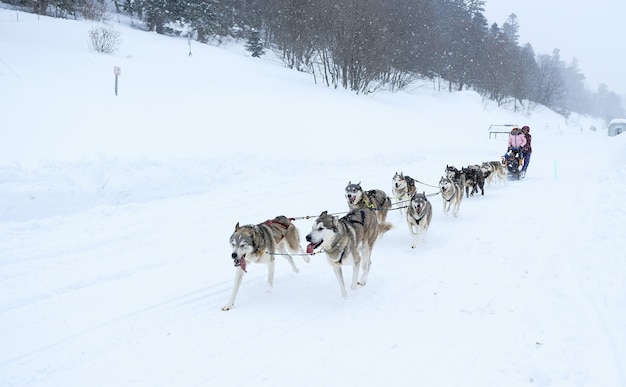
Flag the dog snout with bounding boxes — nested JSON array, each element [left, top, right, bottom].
[[305, 234, 312, 242], [231, 252, 238, 259]]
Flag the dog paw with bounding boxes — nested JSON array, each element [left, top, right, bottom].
[[221, 305, 233, 311]]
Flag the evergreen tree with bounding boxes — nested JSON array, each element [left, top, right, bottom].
[[182, 0, 219, 43], [245, 29, 264, 58], [593, 84, 625, 123], [142, 0, 168, 33], [502, 14, 520, 45]]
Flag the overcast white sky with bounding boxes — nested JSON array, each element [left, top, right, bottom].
[[484, 0, 626, 99]]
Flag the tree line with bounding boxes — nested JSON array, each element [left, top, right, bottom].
[[9, 0, 624, 122]]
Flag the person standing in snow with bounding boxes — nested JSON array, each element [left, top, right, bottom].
[[520, 125, 532, 178], [502, 126, 527, 166]]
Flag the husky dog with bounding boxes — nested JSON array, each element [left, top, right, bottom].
[[305, 209, 390, 298], [481, 161, 506, 185], [406, 192, 433, 248], [223, 216, 308, 311], [462, 165, 485, 197], [392, 172, 417, 212], [445, 165, 466, 187], [439, 176, 463, 217], [345, 181, 392, 224]]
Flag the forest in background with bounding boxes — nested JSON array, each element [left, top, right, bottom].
[[5, 0, 624, 122]]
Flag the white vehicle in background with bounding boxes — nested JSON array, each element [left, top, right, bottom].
[[608, 118, 626, 136]]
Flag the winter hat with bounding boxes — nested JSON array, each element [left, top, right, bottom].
[[522, 125, 530, 132]]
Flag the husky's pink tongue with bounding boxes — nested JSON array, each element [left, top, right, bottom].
[[306, 243, 315, 254]]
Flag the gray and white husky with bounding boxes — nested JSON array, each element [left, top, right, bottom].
[[223, 215, 308, 311], [481, 161, 507, 185], [392, 172, 417, 213], [406, 192, 433, 248], [439, 176, 463, 217], [305, 209, 391, 298], [345, 181, 392, 224]]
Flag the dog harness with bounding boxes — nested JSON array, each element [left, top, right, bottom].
[[264, 218, 292, 242], [333, 210, 367, 264]]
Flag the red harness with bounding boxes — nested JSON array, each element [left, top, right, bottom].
[[264, 218, 293, 242], [237, 218, 294, 272]]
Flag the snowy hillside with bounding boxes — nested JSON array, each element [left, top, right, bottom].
[[1, 8, 625, 387]]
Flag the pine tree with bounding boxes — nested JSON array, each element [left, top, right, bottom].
[[182, 0, 219, 43], [245, 29, 264, 58]]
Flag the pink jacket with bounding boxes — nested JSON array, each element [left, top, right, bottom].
[[508, 132, 527, 149]]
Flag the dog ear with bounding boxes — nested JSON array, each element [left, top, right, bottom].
[[321, 210, 328, 216], [235, 222, 240, 231]]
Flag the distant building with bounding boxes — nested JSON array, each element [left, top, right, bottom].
[[608, 119, 626, 137]]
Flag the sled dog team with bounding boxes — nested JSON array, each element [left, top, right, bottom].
[[223, 163, 506, 311]]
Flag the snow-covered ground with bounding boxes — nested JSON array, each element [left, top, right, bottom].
[[1, 7, 625, 387]]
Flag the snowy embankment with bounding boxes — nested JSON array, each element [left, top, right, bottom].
[[1, 7, 625, 387]]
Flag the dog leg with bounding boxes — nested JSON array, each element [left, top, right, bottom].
[[410, 222, 421, 247], [278, 245, 299, 273], [358, 253, 371, 286], [283, 254, 299, 273], [351, 261, 360, 290], [411, 232, 419, 248], [293, 243, 310, 264], [333, 265, 348, 298], [222, 268, 245, 311], [301, 252, 310, 264], [286, 228, 310, 263], [411, 228, 423, 249], [267, 261, 275, 290], [407, 218, 416, 236]]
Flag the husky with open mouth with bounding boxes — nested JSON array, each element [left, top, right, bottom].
[[223, 216, 308, 311], [345, 181, 392, 224], [305, 209, 390, 298], [392, 172, 417, 213], [406, 192, 433, 248]]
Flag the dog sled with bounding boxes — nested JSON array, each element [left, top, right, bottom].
[[503, 150, 524, 180]]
